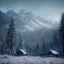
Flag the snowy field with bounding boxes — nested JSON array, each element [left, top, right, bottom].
[[0, 55, 64, 64]]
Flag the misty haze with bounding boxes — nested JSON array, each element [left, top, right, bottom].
[[0, 0, 64, 64]]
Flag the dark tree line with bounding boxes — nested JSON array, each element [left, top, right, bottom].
[[59, 13, 64, 55]]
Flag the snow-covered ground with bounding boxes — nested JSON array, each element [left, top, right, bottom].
[[0, 55, 64, 64]]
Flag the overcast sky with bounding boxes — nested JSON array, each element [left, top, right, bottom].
[[0, 0, 64, 21]]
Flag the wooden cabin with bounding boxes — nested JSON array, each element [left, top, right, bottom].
[[47, 50, 59, 57], [16, 49, 28, 56]]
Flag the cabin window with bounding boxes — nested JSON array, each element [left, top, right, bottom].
[[51, 55, 52, 56], [49, 55, 50, 56]]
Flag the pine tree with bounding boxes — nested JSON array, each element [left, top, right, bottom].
[[59, 13, 64, 55], [35, 43, 39, 56], [16, 33, 23, 51], [6, 18, 16, 55], [53, 31, 58, 50], [41, 37, 46, 55]]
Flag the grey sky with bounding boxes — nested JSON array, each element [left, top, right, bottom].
[[0, 0, 64, 21]]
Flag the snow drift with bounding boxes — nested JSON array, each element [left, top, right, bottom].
[[0, 55, 64, 64]]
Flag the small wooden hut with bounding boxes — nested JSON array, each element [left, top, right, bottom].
[[47, 50, 59, 57], [16, 49, 28, 56]]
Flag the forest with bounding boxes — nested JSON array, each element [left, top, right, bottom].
[[0, 10, 64, 56]]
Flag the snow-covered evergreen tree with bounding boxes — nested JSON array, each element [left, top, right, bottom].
[[41, 37, 46, 55], [6, 18, 16, 55]]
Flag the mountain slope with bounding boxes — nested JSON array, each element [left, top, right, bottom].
[[6, 10, 59, 32]]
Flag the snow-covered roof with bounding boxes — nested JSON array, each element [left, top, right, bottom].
[[49, 50, 59, 55], [18, 49, 27, 54]]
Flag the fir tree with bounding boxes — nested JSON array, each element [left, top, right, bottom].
[[41, 37, 46, 55], [40, 37, 46, 55], [16, 33, 23, 51], [6, 18, 16, 55], [53, 31, 58, 50], [59, 13, 64, 55], [35, 43, 39, 56]]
